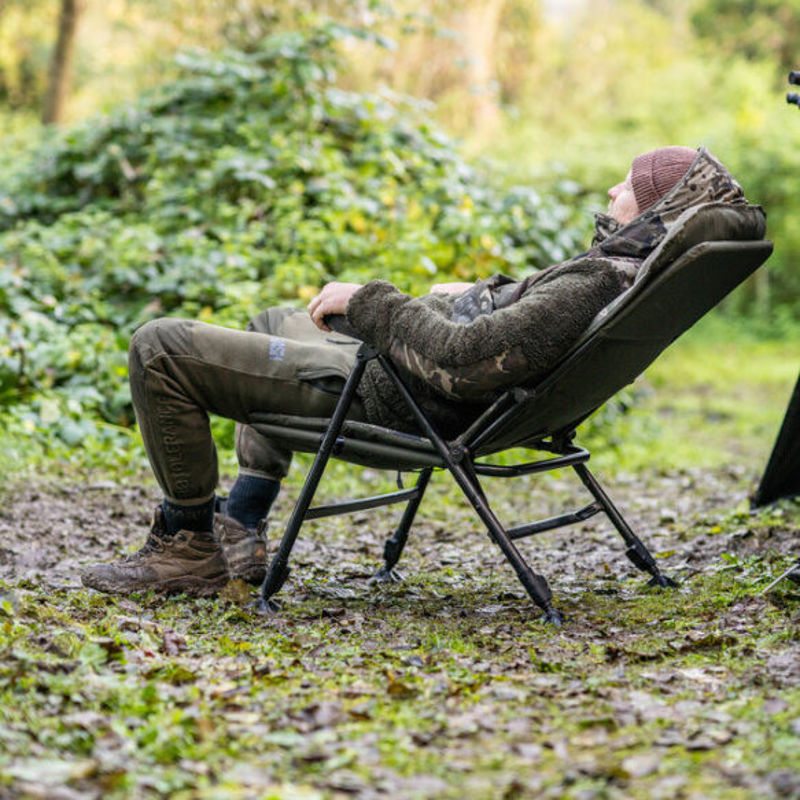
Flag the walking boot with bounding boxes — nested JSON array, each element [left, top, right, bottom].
[[215, 514, 268, 585], [81, 507, 228, 596]]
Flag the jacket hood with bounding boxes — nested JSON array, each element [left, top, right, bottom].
[[591, 147, 747, 258]]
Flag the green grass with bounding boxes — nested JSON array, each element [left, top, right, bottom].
[[581, 314, 798, 474], [2, 559, 800, 798]]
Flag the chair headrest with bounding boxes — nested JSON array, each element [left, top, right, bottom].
[[634, 202, 767, 285], [587, 203, 767, 332]]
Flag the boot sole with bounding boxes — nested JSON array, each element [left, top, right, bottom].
[[81, 572, 228, 597]]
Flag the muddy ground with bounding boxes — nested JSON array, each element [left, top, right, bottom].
[[1, 460, 799, 799], [0, 463, 795, 600]]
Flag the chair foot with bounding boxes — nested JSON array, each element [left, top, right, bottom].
[[647, 574, 678, 589], [260, 561, 290, 603], [370, 566, 404, 584], [625, 543, 656, 573], [625, 544, 678, 589], [252, 596, 282, 616], [541, 606, 564, 626]]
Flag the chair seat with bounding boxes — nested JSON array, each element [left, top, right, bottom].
[[248, 412, 443, 470]]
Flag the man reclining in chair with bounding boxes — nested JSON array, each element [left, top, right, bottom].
[[81, 146, 760, 596]]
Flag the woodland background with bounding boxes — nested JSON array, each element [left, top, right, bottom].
[[1, 4, 800, 800], [0, 0, 799, 468]]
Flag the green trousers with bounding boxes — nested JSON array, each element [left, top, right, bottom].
[[128, 307, 365, 504]]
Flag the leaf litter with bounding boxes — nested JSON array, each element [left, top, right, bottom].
[[0, 463, 798, 799]]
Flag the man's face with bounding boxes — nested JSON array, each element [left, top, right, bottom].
[[607, 170, 639, 225]]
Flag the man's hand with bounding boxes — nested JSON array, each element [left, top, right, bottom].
[[430, 281, 474, 295], [308, 282, 363, 331]]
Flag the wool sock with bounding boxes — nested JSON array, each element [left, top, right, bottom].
[[161, 497, 216, 536], [225, 475, 280, 530]]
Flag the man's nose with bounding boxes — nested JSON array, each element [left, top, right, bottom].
[[608, 183, 621, 199]]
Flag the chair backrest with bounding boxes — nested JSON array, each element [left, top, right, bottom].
[[473, 239, 773, 455]]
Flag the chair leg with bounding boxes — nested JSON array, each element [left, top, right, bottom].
[[256, 347, 373, 612], [572, 463, 677, 588], [257, 425, 342, 610], [372, 468, 433, 583], [448, 458, 563, 624], [372, 355, 562, 623]]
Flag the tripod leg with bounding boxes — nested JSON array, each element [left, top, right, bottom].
[[573, 463, 677, 588]]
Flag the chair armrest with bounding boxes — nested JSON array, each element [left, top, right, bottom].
[[323, 314, 361, 339]]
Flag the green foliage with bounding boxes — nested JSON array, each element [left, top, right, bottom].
[[0, 19, 586, 455], [691, 0, 800, 72], [490, 0, 800, 317]]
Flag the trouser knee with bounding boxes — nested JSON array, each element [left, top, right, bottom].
[[245, 306, 302, 336], [129, 318, 195, 390], [130, 317, 194, 361], [246, 310, 272, 334]]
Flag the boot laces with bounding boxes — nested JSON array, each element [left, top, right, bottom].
[[120, 521, 170, 563]]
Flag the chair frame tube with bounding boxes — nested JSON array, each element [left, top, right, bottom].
[[258, 341, 675, 622]]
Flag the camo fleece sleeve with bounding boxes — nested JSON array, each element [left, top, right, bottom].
[[346, 260, 632, 402]]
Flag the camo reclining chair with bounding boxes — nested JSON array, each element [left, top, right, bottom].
[[250, 205, 772, 624]]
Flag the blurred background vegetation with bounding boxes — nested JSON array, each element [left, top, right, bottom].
[[0, 0, 798, 472]]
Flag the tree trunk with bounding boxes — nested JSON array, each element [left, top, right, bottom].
[[459, 0, 506, 131], [42, 0, 83, 125]]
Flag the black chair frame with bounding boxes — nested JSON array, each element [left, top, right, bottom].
[[255, 239, 772, 623], [257, 341, 676, 625]]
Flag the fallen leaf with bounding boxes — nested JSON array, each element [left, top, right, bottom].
[[621, 752, 661, 778], [5, 758, 98, 784], [386, 678, 418, 699], [162, 630, 187, 656]]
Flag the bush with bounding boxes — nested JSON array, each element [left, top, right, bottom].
[[0, 20, 587, 455]]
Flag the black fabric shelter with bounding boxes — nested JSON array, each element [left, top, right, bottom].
[[752, 371, 800, 506]]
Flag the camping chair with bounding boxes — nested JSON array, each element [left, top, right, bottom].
[[250, 220, 772, 624]]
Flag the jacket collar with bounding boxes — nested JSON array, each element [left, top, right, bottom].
[[590, 147, 746, 259]]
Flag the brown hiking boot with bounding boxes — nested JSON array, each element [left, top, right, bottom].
[[214, 514, 268, 585], [80, 507, 228, 596]]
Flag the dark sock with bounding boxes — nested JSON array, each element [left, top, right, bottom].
[[161, 498, 216, 536], [225, 475, 280, 530]]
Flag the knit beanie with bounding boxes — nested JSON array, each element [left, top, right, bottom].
[[630, 146, 697, 212]]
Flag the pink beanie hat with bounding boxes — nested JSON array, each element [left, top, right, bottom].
[[631, 146, 697, 211]]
